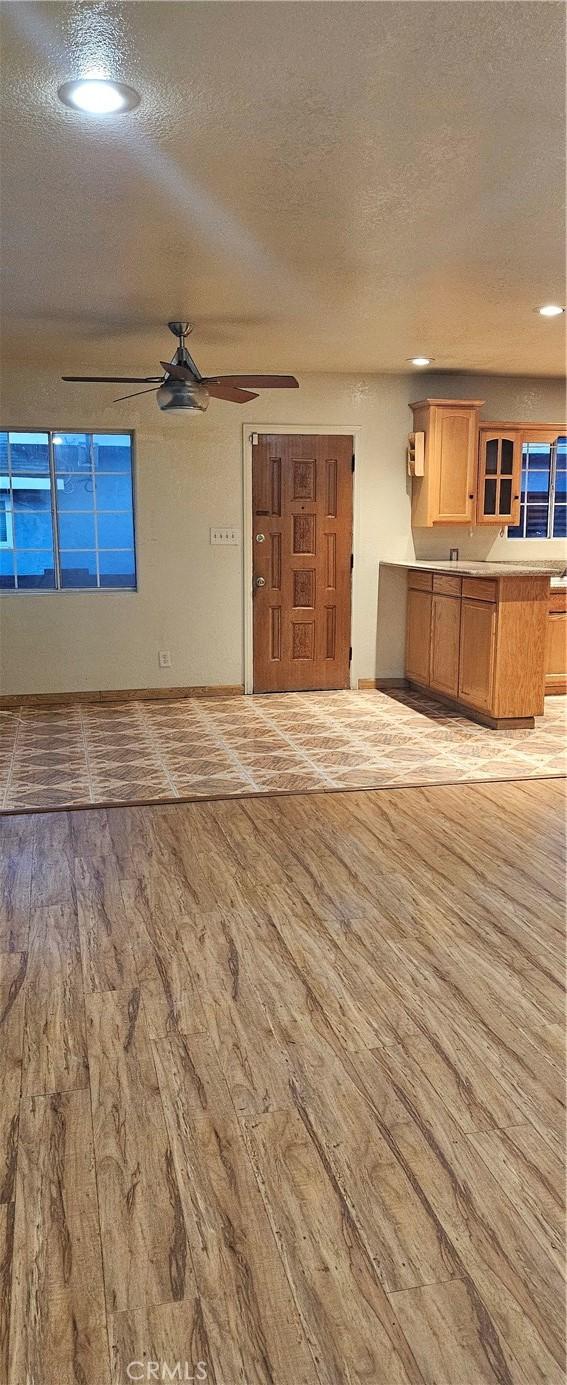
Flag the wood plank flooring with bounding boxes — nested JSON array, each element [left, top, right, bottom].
[[0, 778, 565, 1384]]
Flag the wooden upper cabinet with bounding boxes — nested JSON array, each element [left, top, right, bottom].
[[410, 399, 484, 527], [477, 429, 522, 526]]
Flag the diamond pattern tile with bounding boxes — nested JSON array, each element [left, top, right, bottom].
[[0, 689, 564, 813]]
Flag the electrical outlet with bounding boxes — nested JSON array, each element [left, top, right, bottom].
[[210, 526, 240, 546], [158, 650, 172, 669]]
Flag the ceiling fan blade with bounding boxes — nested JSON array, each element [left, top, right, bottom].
[[206, 383, 259, 403], [203, 374, 299, 389], [113, 387, 161, 403], [159, 360, 195, 382], [62, 375, 163, 384]]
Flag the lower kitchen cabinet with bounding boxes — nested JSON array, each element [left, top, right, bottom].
[[545, 590, 567, 694], [406, 586, 431, 685], [458, 599, 496, 712], [405, 569, 549, 727], [430, 593, 461, 697]]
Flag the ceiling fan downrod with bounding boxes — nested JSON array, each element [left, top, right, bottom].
[[168, 321, 199, 373]]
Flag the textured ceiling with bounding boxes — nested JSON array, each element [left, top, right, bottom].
[[1, 1, 566, 379]]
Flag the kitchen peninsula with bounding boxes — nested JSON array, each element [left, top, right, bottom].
[[382, 560, 566, 728]]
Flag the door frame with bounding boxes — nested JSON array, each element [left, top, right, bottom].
[[242, 423, 361, 694]]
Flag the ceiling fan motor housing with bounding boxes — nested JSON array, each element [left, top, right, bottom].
[[157, 378, 209, 412]]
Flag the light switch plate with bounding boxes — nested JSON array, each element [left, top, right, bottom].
[[210, 527, 240, 545]]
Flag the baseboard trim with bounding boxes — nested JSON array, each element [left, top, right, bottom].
[[0, 684, 245, 710], [358, 678, 409, 690]]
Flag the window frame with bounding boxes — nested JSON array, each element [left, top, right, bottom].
[[508, 427, 566, 541], [0, 428, 137, 592], [0, 503, 14, 550]]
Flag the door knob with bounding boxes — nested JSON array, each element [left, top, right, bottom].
[[255, 533, 266, 543], [255, 576, 266, 588]]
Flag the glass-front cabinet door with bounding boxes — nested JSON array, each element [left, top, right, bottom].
[[477, 429, 522, 525]]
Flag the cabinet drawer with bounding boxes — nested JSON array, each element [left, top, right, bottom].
[[407, 570, 433, 591], [432, 573, 462, 596], [462, 577, 497, 603]]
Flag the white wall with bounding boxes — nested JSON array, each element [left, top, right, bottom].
[[0, 368, 564, 695]]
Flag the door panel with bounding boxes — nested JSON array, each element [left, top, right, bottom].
[[459, 599, 496, 711], [477, 431, 522, 526], [545, 610, 567, 692], [406, 588, 432, 685], [430, 594, 461, 696], [252, 435, 353, 692], [435, 410, 477, 523]]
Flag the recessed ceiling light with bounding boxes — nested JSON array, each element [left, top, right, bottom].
[[57, 78, 140, 115], [408, 356, 432, 367], [537, 304, 565, 317]]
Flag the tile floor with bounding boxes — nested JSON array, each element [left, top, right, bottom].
[[0, 687, 564, 814]]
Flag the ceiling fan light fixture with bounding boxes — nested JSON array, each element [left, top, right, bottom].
[[157, 379, 209, 412], [57, 78, 140, 115]]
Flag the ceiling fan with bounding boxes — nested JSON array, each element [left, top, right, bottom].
[[62, 321, 299, 411]]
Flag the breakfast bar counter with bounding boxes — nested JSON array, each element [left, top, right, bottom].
[[380, 561, 564, 728]]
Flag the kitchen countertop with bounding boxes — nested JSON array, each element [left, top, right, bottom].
[[381, 560, 566, 586]]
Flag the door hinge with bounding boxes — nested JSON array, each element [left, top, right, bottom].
[[350, 552, 354, 571], [349, 645, 353, 664], [351, 454, 355, 472]]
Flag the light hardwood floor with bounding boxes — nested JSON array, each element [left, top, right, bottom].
[[0, 778, 565, 1384]]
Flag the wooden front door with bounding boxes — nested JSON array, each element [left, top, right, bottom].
[[252, 434, 353, 692]]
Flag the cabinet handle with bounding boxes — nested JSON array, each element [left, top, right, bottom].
[[469, 494, 475, 500]]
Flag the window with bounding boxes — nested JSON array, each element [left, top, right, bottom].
[[0, 431, 136, 590], [509, 434, 566, 539]]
